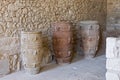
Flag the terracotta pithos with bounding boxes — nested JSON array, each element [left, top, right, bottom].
[[21, 31, 43, 74], [79, 21, 100, 59], [52, 21, 72, 64]]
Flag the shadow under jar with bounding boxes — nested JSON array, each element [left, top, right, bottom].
[[21, 31, 44, 75], [79, 21, 100, 59], [52, 21, 73, 64]]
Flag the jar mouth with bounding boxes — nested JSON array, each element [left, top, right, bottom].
[[79, 21, 98, 24]]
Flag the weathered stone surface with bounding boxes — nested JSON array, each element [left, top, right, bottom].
[[0, 37, 20, 75], [106, 71, 120, 80], [106, 37, 120, 80], [106, 37, 120, 58], [106, 37, 117, 58], [106, 59, 120, 71]]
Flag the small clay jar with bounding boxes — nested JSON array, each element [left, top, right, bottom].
[[79, 21, 100, 59], [21, 31, 44, 74], [52, 21, 73, 64]]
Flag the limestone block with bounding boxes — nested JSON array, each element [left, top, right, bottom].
[[106, 37, 120, 80], [106, 37, 117, 58], [106, 71, 120, 80], [106, 59, 120, 71]]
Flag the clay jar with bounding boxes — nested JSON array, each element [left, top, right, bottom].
[[79, 21, 100, 59], [21, 31, 43, 74], [52, 21, 72, 64]]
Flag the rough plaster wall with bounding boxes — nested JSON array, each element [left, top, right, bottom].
[[0, 0, 106, 37], [0, 0, 106, 75]]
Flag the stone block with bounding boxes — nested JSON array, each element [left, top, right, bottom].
[[106, 59, 120, 71], [106, 37, 120, 80], [106, 71, 120, 80], [106, 37, 117, 58]]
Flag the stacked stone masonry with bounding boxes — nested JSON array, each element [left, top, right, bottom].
[[106, 37, 120, 80], [0, 0, 106, 75], [107, 0, 120, 45], [107, 0, 120, 31]]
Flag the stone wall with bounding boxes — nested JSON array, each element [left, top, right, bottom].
[[0, 0, 106, 75], [106, 37, 120, 80], [107, 0, 120, 31], [0, 37, 20, 75]]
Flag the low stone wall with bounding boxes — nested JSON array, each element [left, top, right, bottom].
[[0, 37, 20, 75], [106, 37, 120, 80]]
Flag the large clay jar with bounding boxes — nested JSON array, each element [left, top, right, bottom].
[[52, 21, 72, 64], [21, 31, 43, 74], [79, 21, 100, 59]]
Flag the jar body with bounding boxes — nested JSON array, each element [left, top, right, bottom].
[[79, 21, 100, 59], [52, 22, 73, 64], [21, 31, 43, 74]]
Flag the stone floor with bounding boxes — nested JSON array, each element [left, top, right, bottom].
[[0, 55, 106, 80]]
